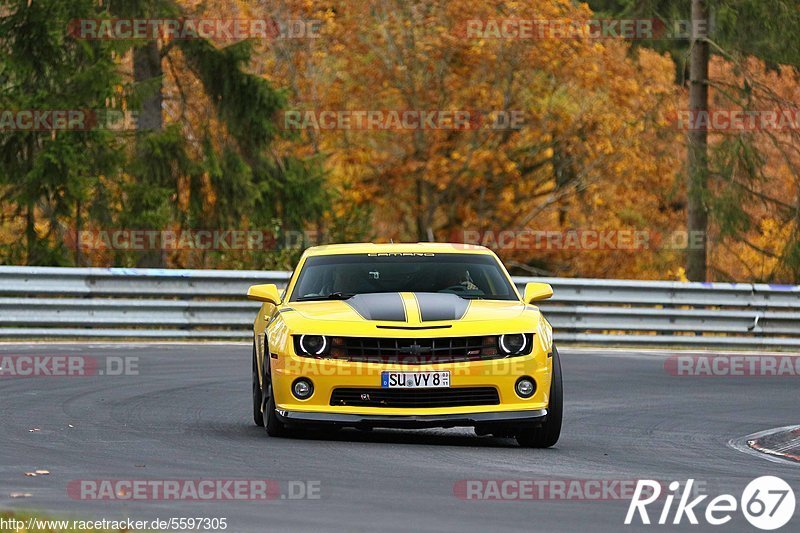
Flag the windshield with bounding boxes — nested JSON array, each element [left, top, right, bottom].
[[290, 253, 518, 301]]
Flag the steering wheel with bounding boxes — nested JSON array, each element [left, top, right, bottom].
[[441, 285, 469, 293]]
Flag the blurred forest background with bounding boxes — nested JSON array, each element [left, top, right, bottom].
[[1, 0, 799, 282]]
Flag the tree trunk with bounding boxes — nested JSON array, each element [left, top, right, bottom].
[[134, 41, 164, 132], [686, 0, 710, 281], [416, 176, 426, 241], [133, 41, 165, 267], [25, 203, 36, 264], [75, 199, 82, 266]]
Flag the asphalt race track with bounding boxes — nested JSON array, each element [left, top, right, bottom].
[[1, 343, 798, 532]]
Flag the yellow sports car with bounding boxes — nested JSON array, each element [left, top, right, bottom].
[[247, 243, 561, 447]]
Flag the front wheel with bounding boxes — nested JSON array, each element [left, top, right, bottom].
[[264, 382, 289, 437], [516, 345, 563, 448], [252, 342, 264, 427], [255, 339, 289, 437]]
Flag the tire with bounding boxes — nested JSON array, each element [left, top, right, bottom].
[[255, 338, 289, 437], [252, 342, 264, 427], [264, 382, 289, 437], [516, 345, 563, 448], [259, 343, 289, 437]]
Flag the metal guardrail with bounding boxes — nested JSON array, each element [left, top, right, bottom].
[[1, 266, 799, 348]]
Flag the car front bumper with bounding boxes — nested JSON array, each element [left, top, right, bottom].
[[272, 352, 553, 415], [275, 407, 548, 430]]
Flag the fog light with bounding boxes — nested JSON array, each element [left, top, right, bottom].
[[292, 378, 314, 399], [515, 377, 536, 398]]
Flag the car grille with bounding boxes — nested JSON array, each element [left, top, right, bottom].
[[329, 336, 498, 364], [329, 387, 500, 408]]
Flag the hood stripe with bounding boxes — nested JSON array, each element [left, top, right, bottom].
[[345, 293, 406, 322], [414, 292, 470, 322]]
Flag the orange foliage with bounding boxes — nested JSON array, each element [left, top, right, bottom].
[[172, 0, 799, 281]]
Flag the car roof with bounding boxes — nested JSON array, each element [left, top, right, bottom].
[[302, 242, 493, 257]]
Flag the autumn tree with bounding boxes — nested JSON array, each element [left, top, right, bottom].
[[591, 0, 800, 281], [258, 0, 683, 278]]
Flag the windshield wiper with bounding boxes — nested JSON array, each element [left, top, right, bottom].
[[297, 292, 355, 301]]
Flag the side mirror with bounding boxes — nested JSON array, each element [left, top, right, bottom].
[[247, 284, 282, 305], [523, 282, 553, 303]]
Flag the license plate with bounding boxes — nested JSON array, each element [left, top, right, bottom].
[[381, 371, 450, 389]]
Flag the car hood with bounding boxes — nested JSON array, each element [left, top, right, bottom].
[[286, 292, 529, 324]]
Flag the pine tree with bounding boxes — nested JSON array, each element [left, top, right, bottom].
[[0, 0, 124, 265], [111, 0, 327, 268]]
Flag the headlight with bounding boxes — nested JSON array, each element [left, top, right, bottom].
[[498, 333, 528, 355], [294, 334, 329, 357]]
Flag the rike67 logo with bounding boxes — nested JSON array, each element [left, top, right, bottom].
[[626, 477, 795, 530]]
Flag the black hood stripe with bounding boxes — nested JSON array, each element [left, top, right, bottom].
[[414, 292, 470, 322], [345, 293, 407, 322]]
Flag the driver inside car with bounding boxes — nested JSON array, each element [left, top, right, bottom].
[[436, 266, 479, 292]]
